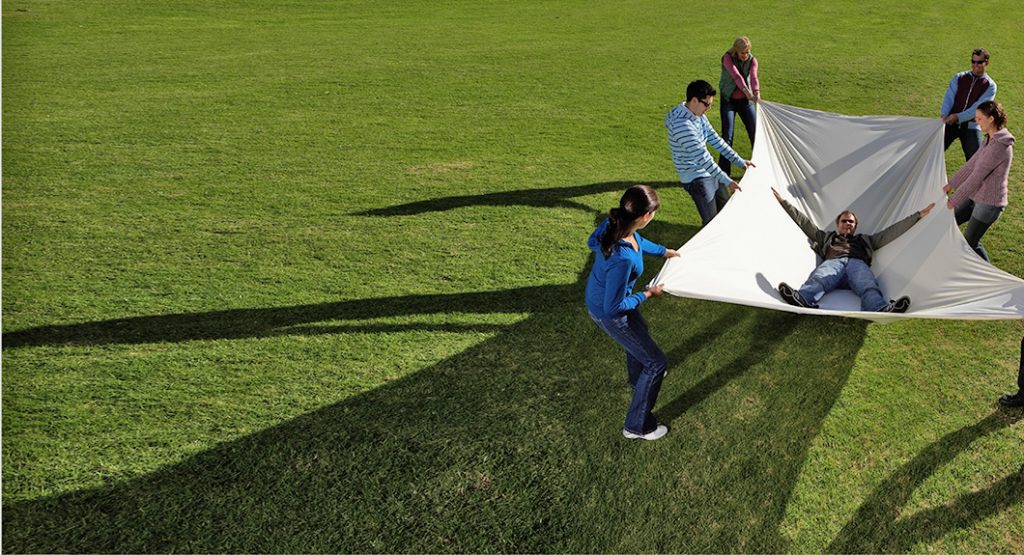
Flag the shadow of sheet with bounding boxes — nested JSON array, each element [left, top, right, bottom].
[[568, 300, 867, 552], [827, 411, 1023, 553], [3, 181, 868, 552], [2, 290, 868, 553]]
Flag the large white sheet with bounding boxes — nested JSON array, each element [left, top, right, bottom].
[[652, 101, 1024, 322]]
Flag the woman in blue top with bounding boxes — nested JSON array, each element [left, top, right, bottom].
[[586, 185, 679, 441]]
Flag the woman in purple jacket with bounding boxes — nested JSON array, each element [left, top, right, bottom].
[[585, 185, 679, 441], [943, 100, 1015, 261]]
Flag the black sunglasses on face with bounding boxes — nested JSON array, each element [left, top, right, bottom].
[[971, 59, 987, 65], [840, 219, 856, 224], [699, 99, 712, 108]]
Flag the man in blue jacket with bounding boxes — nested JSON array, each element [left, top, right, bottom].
[[941, 48, 997, 162]]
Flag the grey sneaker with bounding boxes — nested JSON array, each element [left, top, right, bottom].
[[778, 282, 817, 309], [879, 296, 911, 313], [623, 425, 669, 441]]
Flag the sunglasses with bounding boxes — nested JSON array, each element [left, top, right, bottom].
[[971, 59, 987, 65], [699, 99, 712, 108], [839, 219, 856, 224]]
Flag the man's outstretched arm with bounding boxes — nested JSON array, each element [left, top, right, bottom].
[[772, 187, 823, 241], [870, 203, 935, 250]]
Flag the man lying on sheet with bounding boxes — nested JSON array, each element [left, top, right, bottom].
[[771, 187, 936, 313]]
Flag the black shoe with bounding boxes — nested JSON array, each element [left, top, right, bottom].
[[879, 296, 911, 313], [778, 282, 817, 309], [998, 392, 1024, 408]]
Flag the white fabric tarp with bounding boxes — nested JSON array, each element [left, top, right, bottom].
[[652, 101, 1024, 322]]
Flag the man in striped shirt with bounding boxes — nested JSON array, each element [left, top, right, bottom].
[[666, 80, 755, 226]]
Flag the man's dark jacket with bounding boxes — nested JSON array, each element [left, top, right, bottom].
[[779, 199, 923, 266]]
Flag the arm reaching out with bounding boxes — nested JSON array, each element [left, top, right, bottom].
[[645, 284, 665, 298], [772, 187, 824, 242], [869, 207, 930, 250]]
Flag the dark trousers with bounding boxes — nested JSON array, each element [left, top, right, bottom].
[[944, 123, 982, 161], [1018, 336, 1023, 392], [718, 98, 756, 177], [954, 199, 1004, 262]]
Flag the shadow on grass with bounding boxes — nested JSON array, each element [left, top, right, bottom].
[[2, 181, 679, 351], [658, 305, 802, 424], [827, 410, 1023, 553], [2, 292, 866, 552], [1, 181, 890, 551], [353, 181, 680, 217]]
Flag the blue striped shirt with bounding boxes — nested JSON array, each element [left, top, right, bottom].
[[665, 102, 745, 185]]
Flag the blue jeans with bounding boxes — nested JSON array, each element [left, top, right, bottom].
[[954, 199, 1004, 262], [797, 257, 888, 311], [682, 176, 730, 226], [718, 98, 756, 177], [944, 123, 982, 161], [590, 309, 667, 435]]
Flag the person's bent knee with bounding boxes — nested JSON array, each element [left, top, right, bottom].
[[644, 352, 668, 376]]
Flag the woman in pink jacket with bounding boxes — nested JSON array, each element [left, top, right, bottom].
[[943, 100, 1014, 261], [717, 36, 760, 179]]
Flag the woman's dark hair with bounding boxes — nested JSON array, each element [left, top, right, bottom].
[[600, 185, 661, 257], [976, 100, 1007, 129]]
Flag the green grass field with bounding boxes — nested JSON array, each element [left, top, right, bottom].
[[3, 0, 1024, 552]]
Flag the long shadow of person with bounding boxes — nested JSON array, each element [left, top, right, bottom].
[[3, 181, 867, 552], [827, 410, 1023, 553], [2, 181, 676, 350]]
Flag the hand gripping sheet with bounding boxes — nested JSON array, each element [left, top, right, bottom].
[[651, 101, 1024, 322]]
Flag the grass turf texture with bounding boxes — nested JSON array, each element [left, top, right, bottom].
[[3, 0, 1024, 551]]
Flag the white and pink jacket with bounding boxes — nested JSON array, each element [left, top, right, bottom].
[[949, 128, 1014, 207]]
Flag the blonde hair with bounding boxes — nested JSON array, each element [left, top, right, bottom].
[[728, 36, 752, 58]]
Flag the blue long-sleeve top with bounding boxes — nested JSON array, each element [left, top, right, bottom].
[[585, 219, 667, 320], [665, 102, 745, 186]]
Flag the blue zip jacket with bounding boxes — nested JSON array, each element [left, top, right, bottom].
[[585, 219, 667, 319]]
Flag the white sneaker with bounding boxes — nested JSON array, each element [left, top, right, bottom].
[[622, 425, 669, 441]]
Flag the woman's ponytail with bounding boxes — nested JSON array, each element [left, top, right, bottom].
[[599, 186, 661, 258]]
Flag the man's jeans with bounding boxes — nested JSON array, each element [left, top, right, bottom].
[[682, 176, 730, 227], [796, 257, 887, 311], [944, 123, 982, 161], [954, 199, 1004, 262], [718, 98, 756, 177], [590, 309, 667, 435]]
